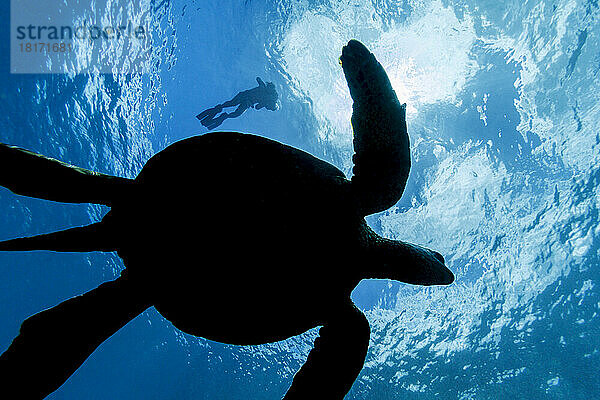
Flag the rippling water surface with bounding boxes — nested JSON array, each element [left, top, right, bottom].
[[0, 0, 599, 398]]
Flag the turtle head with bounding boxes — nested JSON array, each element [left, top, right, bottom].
[[362, 229, 454, 286]]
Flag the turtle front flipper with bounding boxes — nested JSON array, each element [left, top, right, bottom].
[[0, 276, 152, 399], [283, 301, 370, 400], [0, 143, 133, 206], [340, 40, 410, 216]]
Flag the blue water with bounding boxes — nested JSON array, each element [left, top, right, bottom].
[[1, 0, 599, 398]]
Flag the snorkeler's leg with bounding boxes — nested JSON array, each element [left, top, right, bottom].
[[220, 96, 240, 108], [0, 143, 133, 206], [227, 104, 247, 118], [204, 103, 250, 129]]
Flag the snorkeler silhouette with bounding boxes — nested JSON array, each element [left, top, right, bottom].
[[196, 77, 278, 129], [0, 40, 453, 399]]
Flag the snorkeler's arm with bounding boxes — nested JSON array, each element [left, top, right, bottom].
[[256, 77, 266, 87]]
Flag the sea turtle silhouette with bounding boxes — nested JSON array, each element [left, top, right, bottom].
[[0, 40, 454, 399]]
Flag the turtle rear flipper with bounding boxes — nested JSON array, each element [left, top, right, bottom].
[[0, 220, 118, 252], [0, 143, 133, 206], [0, 277, 152, 399], [340, 40, 410, 216]]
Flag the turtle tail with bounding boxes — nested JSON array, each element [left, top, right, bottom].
[[0, 142, 134, 206], [0, 222, 117, 252], [0, 276, 152, 399]]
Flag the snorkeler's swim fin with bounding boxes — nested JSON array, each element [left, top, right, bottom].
[[0, 277, 152, 399], [0, 222, 117, 252], [203, 113, 229, 130], [0, 143, 133, 206], [195, 106, 221, 122]]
